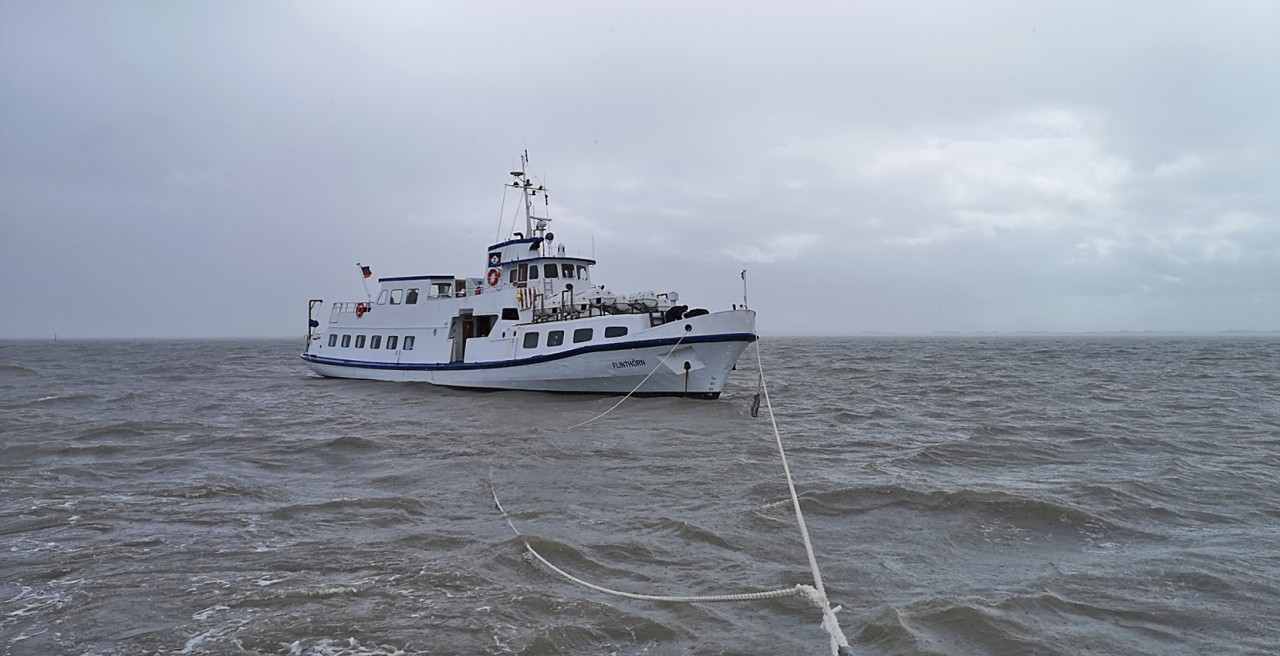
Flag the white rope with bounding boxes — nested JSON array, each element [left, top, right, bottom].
[[564, 332, 687, 430], [491, 481, 810, 603], [754, 339, 852, 655], [489, 334, 856, 654]]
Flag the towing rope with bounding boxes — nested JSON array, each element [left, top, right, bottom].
[[493, 335, 854, 655]]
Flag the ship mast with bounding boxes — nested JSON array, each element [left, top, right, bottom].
[[507, 150, 553, 255]]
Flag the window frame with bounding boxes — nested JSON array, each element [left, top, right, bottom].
[[523, 332, 539, 349], [403, 335, 415, 350], [370, 335, 382, 349], [604, 326, 628, 338], [341, 334, 351, 347], [355, 334, 366, 348], [547, 330, 564, 347], [573, 328, 593, 343], [387, 335, 398, 350]]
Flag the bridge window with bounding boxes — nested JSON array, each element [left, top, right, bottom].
[[387, 335, 398, 349], [355, 335, 366, 348], [544, 263, 558, 278], [573, 328, 593, 343], [605, 326, 628, 338], [529, 265, 539, 280], [502, 307, 520, 321], [404, 336, 415, 350], [329, 334, 337, 347], [377, 290, 388, 304], [547, 330, 564, 347], [390, 289, 403, 305], [509, 268, 518, 284], [370, 335, 382, 349], [577, 265, 588, 280], [523, 332, 539, 348], [406, 288, 419, 304], [341, 334, 351, 347], [562, 263, 574, 278]]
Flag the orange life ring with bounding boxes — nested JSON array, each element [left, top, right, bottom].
[[355, 302, 367, 317], [487, 268, 501, 286]]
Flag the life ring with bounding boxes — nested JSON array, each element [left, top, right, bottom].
[[355, 302, 367, 317], [487, 268, 501, 286]]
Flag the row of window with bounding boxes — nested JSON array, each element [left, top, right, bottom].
[[375, 283, 469, 306], [329, 333, 416, 350], [379, 288, 422, 306], [510, 263, 589, 284], [522, 325, 627, 349]]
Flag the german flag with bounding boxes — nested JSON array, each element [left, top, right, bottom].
[[359, 264, 372, 279]]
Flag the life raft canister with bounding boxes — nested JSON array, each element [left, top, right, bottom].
[[487, 268, 501, 286], [355, 302, 367, 317]]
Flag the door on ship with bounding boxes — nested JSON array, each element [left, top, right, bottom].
[[448, 312, 475, 363]]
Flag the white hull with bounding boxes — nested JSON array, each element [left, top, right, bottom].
[[302, 309, 755, 398]]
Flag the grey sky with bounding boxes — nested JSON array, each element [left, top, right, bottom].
[[2, 1, 1277, 338]]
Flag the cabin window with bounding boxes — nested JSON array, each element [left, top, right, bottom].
[[390, 289, 403, 305], [502, 308, 520, 321], [605, 326, 628, 338], [577, 265, 588, 280], [562, 263, 574, 278], [406, 288, 419, 304], [528, 265, 539, 280], [473, 315, 498, 338], [573, 328, 593, 343], [544, 263, 558, 278], [434, 283, 452, 298], [370, 335, 382, 349], [547, 330, 564, 347], [355, 335, 366, 348], [328, 334, 337, 347], [517, 263, 528, 282], [341, 334, 351, 347], [523, 332, 539, 348], [509, 268, 517, 284], [377, 290, 389, 304], [403, 336, 415, 350], [387, 335, 398, 349]]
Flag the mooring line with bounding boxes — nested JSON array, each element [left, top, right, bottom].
[[491, 481, 811, 603], [753, 339, 853, 655], [492, 335, 854, 655]]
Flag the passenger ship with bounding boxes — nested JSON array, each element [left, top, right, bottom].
[[300, 155, 757, 398]]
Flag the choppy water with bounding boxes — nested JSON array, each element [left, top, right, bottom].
[[2, 336, 1278, 655]]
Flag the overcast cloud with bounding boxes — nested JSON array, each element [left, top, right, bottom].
[[2, 1, 1277, 337]]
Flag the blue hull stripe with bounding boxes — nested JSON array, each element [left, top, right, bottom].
[[300, 332, 757, 371]]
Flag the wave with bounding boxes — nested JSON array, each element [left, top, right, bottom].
[[26, 393, 96, 405], [773, 483, 1118, 534], [73, 422, 149, 441], [269, 496, 432, 523], [0, 362, 37, 375]]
